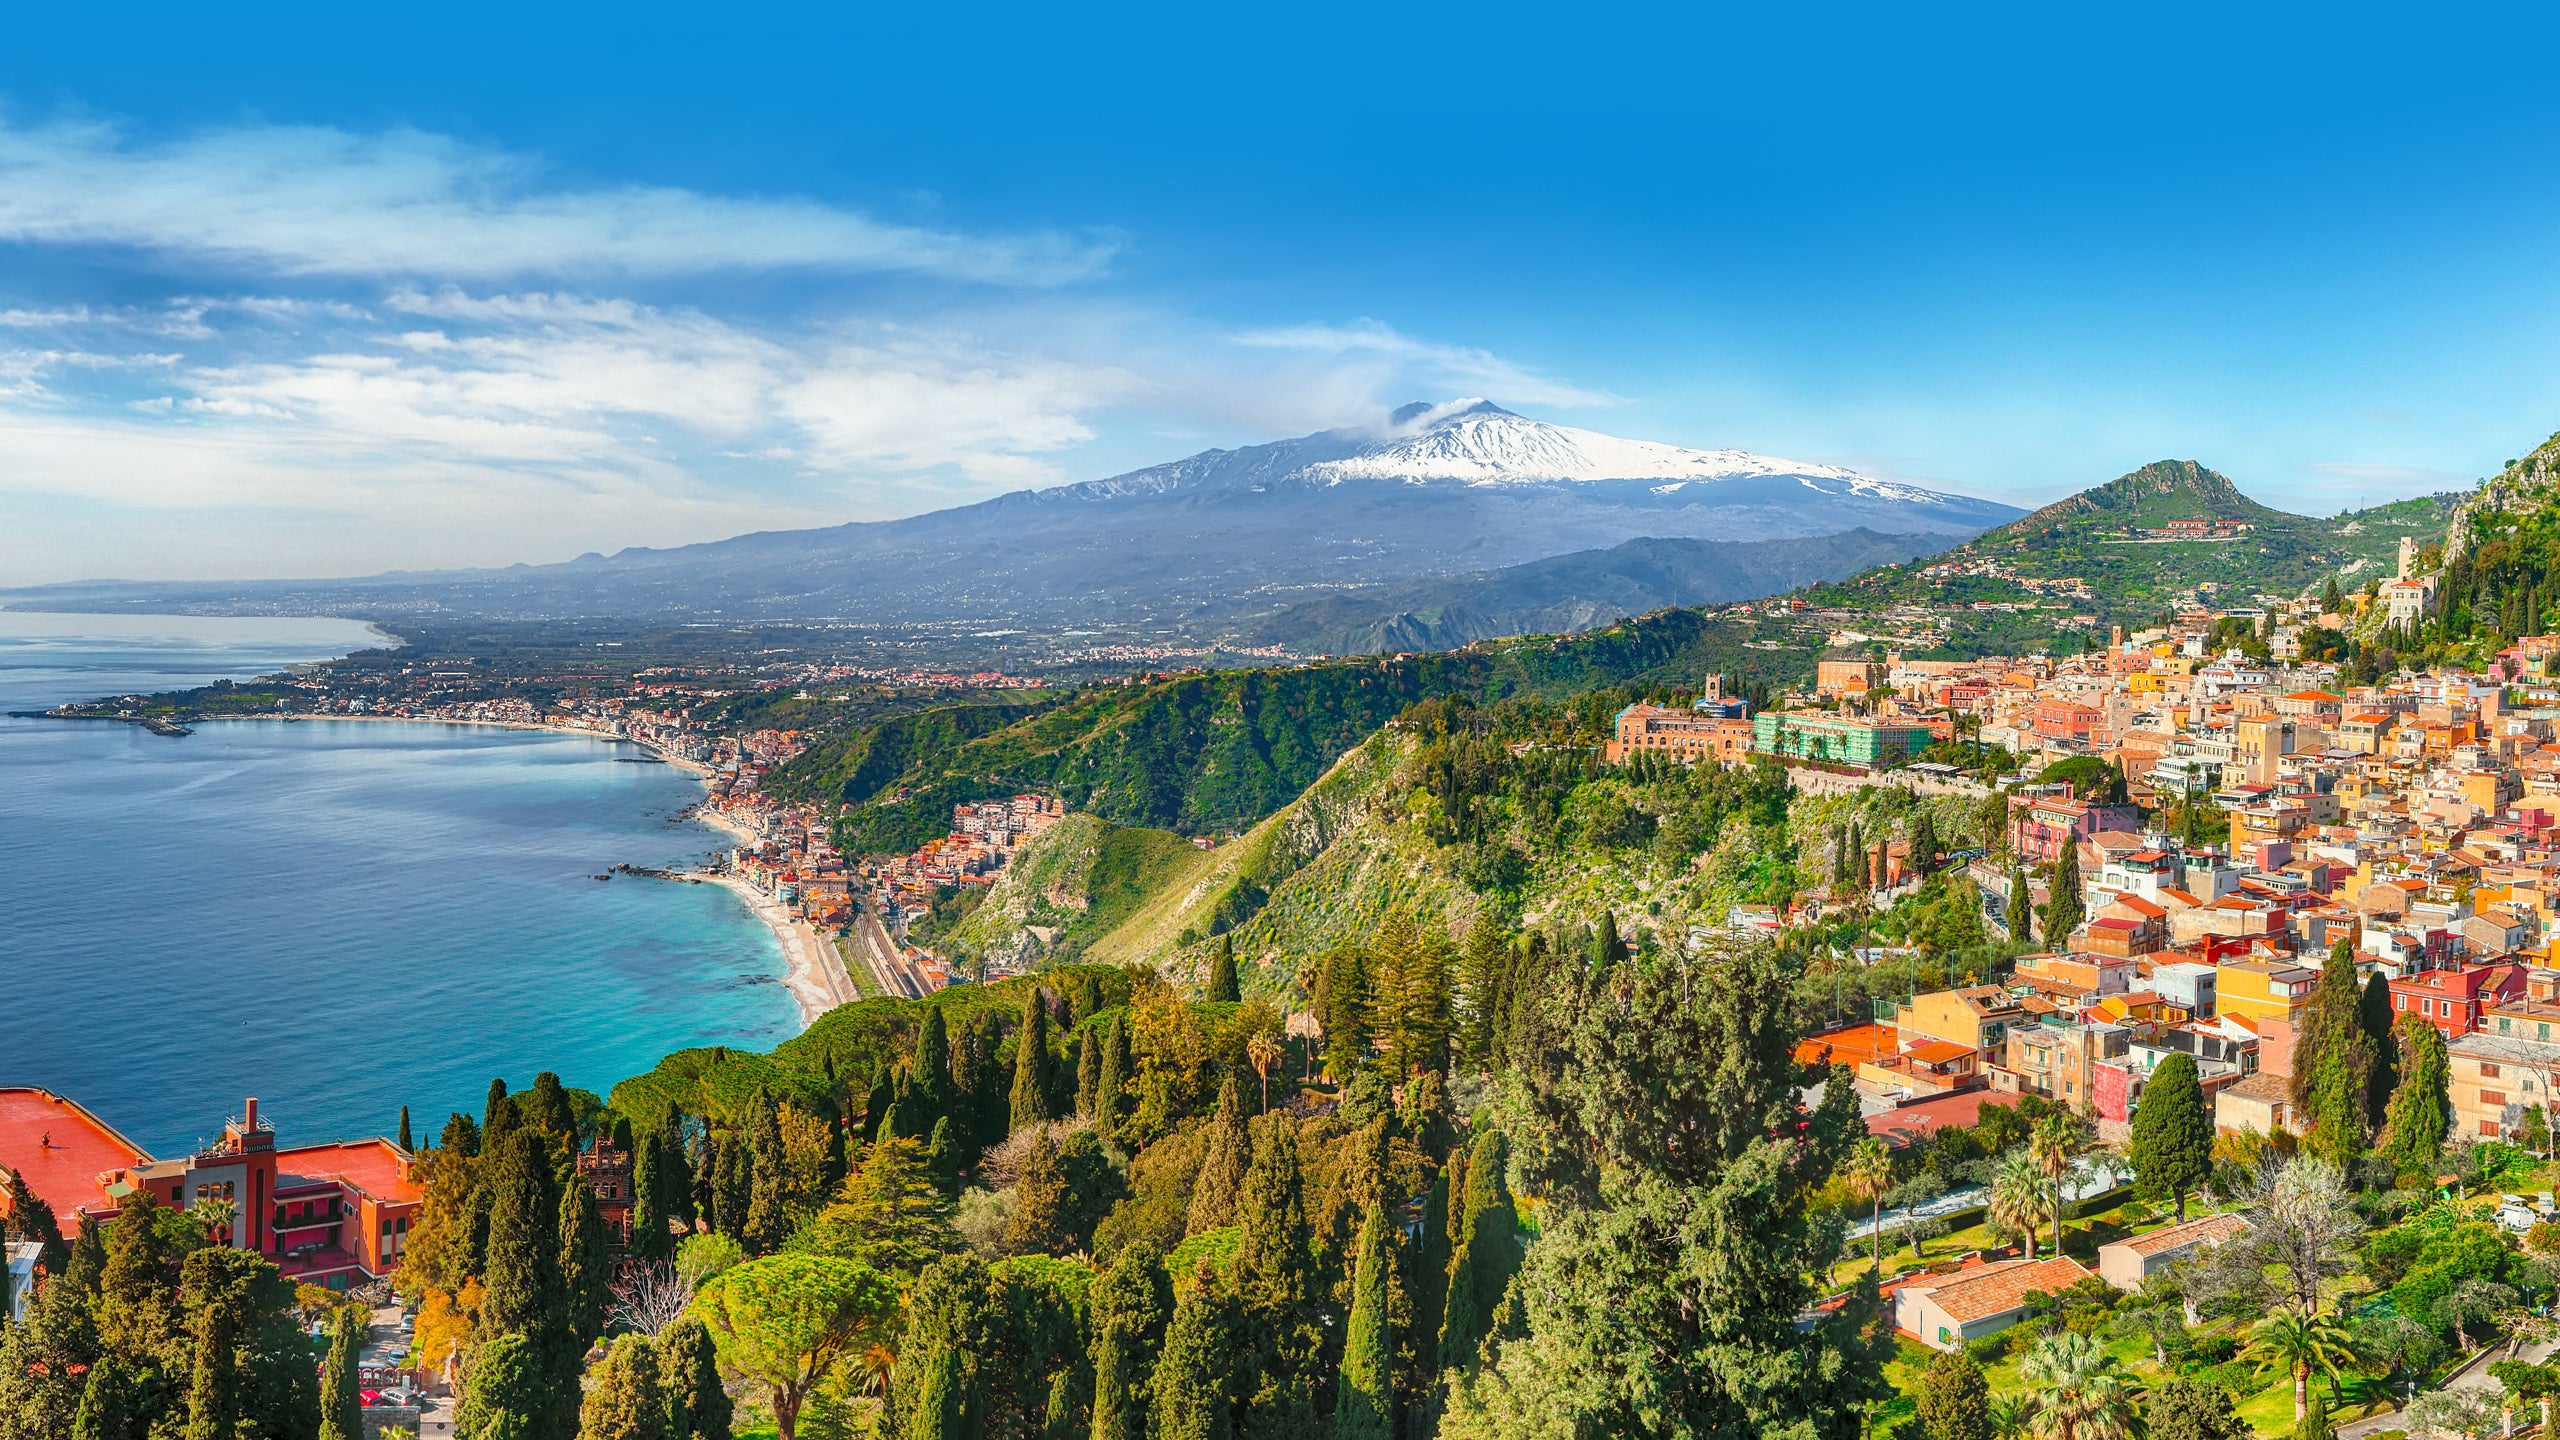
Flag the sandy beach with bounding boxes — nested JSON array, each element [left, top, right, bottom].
[[698, 873, 846, 1024]]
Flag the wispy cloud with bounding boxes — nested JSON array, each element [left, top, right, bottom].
[[1233, 318, 1623, 409], [0, 118, 1116, 284]]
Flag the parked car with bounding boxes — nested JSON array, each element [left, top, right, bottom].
[[2496, 1200, 2538, 1232], [358, 1389, 383, 1408]]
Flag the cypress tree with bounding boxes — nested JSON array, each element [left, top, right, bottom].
[[1333, 1203, 1394, 1440], [3, 1168, 70, 1282], [1207, 935, 1241, 1003], [1410, 1170, 1452, 1379], [580, 1333, 669, 1440], [1152, 1264, 1235, 1440], [441, 1111, 482, 1157], [1187, 1074, 1254, 1238], [2042, 842, 2084, 944], [630, 1125, 673, 1261], [319, 1305, 365, 1440], [523, 1072, 576, 1142], [2380, 1012, 2452, 1167], [483, 1077, 515, 1143], [741, 1090, 791, 1254], [2292, 940, 2375, 1164], [1319, 944, 1373, 1081], [178, 1246, 310, 1440], [1910, 811, 1940, 875], [62, 1214, 107, 1302], [1004, 1131, 1073, 1256], [710, 1130, 752, 1241], [1588, 912, 1627, 975], [455, 1333, 544, 1440], [1914, 1348, 1992, 1440], [1096, 1014, 1129, 1142], [1088, 1242, 1172, 1440], [915, 1006, 954, 1130], [1437, 1130, 1517, 1372], [70, 1355, 143, 1440], [658, 1314, 732, 1440], [926, 1117, 960, 1194], [2008, 870, 2033, 945], [561, 1178, 612, 1352], [1233, 1120, 1320, 1430], [2361, 969, 2400, 1120], [2127, 1053, 2212, 1221], [1010, 989, 1055, 1135], [1077, 1029, 1103, 1119], [398, 1106, 413, 1153], [480, 1130, 575, 1429]]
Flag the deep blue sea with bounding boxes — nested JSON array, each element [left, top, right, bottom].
[[0, 612, 797, 1157]]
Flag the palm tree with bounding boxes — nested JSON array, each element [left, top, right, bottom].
[[193, 1194, 240, 1247], [2031, 1114, 2080, 1258], [2017, 1331, 2141, 1440], [1987, 1394, 2032, 1440], [1246, 1032, 1282, 1112], [1991, 1151, 2048, 1261], [1843, 1137, 1893, 1272], [2243, 1307, 2358, 1422]]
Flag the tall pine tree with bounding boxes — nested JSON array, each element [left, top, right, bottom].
[[2008, 869, 2034, 946], [561, 1177, 613, 1353], [1010, 989, 1056, 1135], [1437, 1130, 1518, 1372], [1233, 1120, 1322, 1434], [2361, 969, 2401, 1121], [1088, 1242, 1172, 1440], [2042, 842, 2084, 945], [2291, 940, 2375, 1164], [1187, 1074, 1254, 1237], [2380, 1012, 2451, 1168], [319, 1305, 365, 1440], [2127, 1053, 2212, 1221], [1152, 1263, 1236, 1440], [1333, 1202, 1394, 1440], [1208, 934, 1242, 1003], [1095, 1013, 1130, 1143], [478, 1129, 576, 1437]]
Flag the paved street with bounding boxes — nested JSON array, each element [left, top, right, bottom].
[[2335, 1329, 2560, 1438]]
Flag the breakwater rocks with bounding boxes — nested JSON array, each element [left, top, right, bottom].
[[12, 708, 194, 736]]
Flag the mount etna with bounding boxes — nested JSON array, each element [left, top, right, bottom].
[[5, 400, 2020, 647]]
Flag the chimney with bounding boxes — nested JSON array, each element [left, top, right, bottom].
[[244, 1097, 259, 1131]]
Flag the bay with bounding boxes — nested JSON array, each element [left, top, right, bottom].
[[0, 612, 798, 1157]]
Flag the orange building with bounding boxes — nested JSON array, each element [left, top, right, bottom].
[[1606, 703, 1754, 765], [0, 1090, 421, 1292]]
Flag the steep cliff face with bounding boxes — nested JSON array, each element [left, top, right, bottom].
[[2446, 428, 2560, 562]]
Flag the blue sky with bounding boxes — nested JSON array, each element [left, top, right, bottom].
[[6, 3, 2560, 582]]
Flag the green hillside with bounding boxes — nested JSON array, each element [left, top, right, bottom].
[[1797, 460, 2458, 645], [775, 609, 1816, 851]]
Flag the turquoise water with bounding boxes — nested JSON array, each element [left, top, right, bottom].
[[0, 613, 798, 1157]]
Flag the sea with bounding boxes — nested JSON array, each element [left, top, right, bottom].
[[0, 611, 799, 1158]]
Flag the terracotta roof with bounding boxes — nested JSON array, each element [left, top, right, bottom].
[[2108, 1212, 2249, 1259], [1906, 1040, 1974, 1065], [1908, 1256, 2096, 1322], [2221, 1071, 2290, 1101]]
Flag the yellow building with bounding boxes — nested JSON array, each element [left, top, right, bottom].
[[2212, 957, 2319, 1028]]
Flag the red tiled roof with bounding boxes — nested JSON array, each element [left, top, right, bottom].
[[1866, 1089, 2020, 1145], [0, 1087, 150, 1222], [1908, 1255, 2096, 1322]]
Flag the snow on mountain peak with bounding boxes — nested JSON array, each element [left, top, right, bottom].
[[1302, 400, 1925, 496]]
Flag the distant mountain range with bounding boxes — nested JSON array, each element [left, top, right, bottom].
[[2, 399, 2021, 642]]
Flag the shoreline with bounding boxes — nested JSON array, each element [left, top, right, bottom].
[[178, 713, 836, 1025]]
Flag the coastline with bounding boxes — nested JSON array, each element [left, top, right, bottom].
[[189, 713, 839, 1025]]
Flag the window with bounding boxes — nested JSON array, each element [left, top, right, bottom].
[[2483, 1062, 2504, 1078], [2484, 1091, 2508, 1109]]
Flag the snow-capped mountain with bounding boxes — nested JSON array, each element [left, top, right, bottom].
[[7, 400, 2021, 641], [1301, 399, 1868, 487]]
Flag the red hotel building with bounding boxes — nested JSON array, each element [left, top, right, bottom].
[[0, 1089, 420, 1291]]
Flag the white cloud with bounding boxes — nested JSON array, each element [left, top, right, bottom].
[[1233, 318, 1623, 410], [0, 118, 1115, 284]]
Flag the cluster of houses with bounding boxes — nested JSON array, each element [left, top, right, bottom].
[[859, 795, 1068, 979]]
